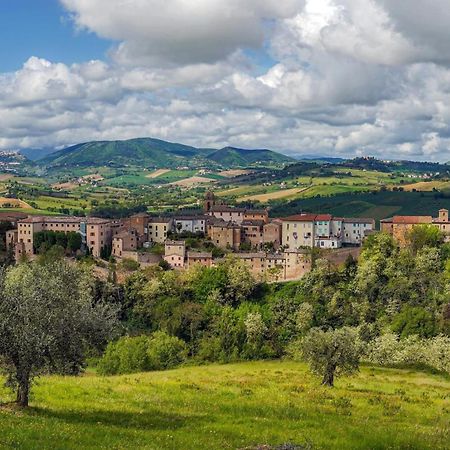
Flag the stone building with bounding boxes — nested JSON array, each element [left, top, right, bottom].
[[164, 240, 186, 268], [207, 220, 242, 250], [148, 217, 173, 243], [187, 251, 213, 268]]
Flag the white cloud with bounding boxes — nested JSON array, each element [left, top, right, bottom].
[[3, 0, 450, 161]]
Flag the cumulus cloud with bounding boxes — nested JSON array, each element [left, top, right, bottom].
[[2, 0, 450, 161], [61, 0, 304, 66]]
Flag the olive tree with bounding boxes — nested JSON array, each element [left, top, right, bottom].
[[302, 327, 362, 387], [0, 261, 119, 407]]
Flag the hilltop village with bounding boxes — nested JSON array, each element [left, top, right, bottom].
[[5, 191, 450, 282]]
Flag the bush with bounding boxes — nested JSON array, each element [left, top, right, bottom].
[[147, 331, 188, 370], [98, 332, 187, 375], [98, 335, 150, 375], [365, 333, 450, 374]]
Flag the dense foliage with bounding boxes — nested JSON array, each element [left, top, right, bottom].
[[93, 226, 450, 378]]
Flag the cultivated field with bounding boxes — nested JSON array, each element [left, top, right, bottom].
[[146, 169, 171, 179], [0, 361, 448, 449], [0, 197, 31, 209], [170, 176, 216, 187], [239, 187, 310, 202], [219, 169, 253, 178]]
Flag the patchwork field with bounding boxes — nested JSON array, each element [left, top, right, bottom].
[[170, 176, 217, 187], [0, 361, 448, 450], [399, 180, 450, 192], [0, 197, 31, 208], [219, 169, 253, 178], [238, 187, 310, 202], [146, 169, 171, 179]]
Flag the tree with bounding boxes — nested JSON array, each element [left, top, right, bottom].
[[0, 261, 119, 407], [406, 224, 444, 255], [302, 327, 362, 387]]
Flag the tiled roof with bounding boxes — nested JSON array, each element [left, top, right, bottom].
[[315, 214, 333, 221], [187, 251, 212, 258], [280, 214, 317, 222], [19, 216, 81, 224], [392, 216, 432, 224]]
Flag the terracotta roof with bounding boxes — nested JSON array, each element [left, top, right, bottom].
[[281, 214, 317, 222], [392, 216, 432, 224], [19, 216, 81, 224], [315, 214, 333, 221], [187, 251, 212, 259]]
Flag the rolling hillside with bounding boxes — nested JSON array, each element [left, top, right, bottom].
[[207, 146, 294, 166], [39, 138, 294, 169]]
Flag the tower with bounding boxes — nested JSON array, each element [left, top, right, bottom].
[[204, 190, 216, 212]]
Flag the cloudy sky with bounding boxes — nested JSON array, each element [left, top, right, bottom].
[[1, 0, 450, 161]]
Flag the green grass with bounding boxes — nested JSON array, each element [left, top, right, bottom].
[[0, 361, 448, 449]]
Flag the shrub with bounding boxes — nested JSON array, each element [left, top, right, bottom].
[[98, 332, 187, 375], [365, 333, 450, 374], [147, 331, 188, 370], [98, 335, 150, 375]]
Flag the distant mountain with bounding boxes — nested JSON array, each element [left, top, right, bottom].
[[207, 146, 294, 166], [19, 148, 57, 161], [39, 138, 295, 169]]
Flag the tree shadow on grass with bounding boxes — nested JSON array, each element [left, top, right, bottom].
[[28, 406, 206, 431]]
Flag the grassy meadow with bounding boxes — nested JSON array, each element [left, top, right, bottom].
[[0, 361, 448, 449]]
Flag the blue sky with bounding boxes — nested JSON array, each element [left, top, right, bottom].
[[0, 0, 110, 71]]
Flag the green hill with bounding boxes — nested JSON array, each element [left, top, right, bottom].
[[40, 138, 202, 169], [39, 139, 294, 169], [207, 146, 294, 166]]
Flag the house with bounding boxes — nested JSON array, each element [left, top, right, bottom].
[[173, 215, 207, 234], [263, 220, 283, 249], [148, 217, 173, 243], [164, 240, 186, 268], [281, 214, 316, 250], [381, 209, 449, 245], [187, 251, 213, 268], [121, 212, 150, 245], [241, 220, 265, 248], [206, 205, 247, 224], [112, 228, 139, 259], [342, 218, 375, 245], [207, 219, 242, 250]]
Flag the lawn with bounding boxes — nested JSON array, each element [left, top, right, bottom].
[[0, 361, 448, 449]]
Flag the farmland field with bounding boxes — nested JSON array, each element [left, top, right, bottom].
[[0, 361, 448, 450]]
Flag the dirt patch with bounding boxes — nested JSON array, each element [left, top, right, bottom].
[[52, 182, 79, 190], [239, 187, 309, 203], [0, 197, 32, 209], [146, 169, 171, 179], [218, 169, 252, 178], [0, 173, 14, 182], [170, 176, 217, 187]]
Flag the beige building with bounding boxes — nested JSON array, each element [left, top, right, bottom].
[[13, 215, 116, 259], [187, 251, 213, 268], [112, 228, 139, 259], [148, 217, 173, 243], [381, 209, 450, 245], [281, 214, 316, 250], [233, 250, 311, 282], [208, 220, 242, 250], [207, 206, 247, 224], [164, 240, 186, 268], [263, 220, 282, 249]]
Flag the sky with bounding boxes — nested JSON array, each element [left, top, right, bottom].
[[1, 0, 450, 161]]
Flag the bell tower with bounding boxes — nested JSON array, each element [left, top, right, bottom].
[[204, 191, 216, 212]]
